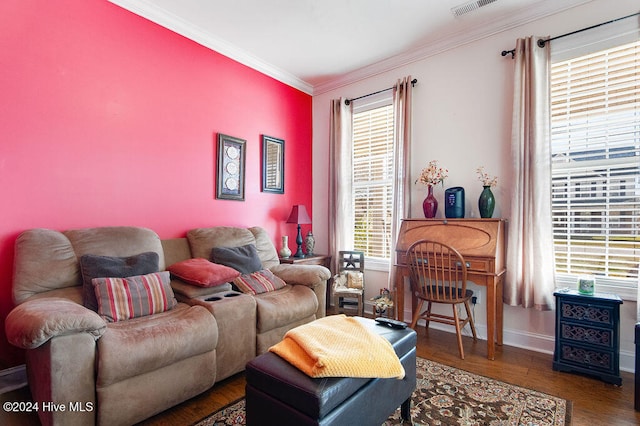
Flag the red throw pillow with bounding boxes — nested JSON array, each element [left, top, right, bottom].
[[167, 258, 240, 287]]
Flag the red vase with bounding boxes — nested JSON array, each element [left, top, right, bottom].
[[423, 185, 438, 218]]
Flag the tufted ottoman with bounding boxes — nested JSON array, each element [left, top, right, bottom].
[[245, 317, 416, 426]]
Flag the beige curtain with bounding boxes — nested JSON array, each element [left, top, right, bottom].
[[328, 98, 353, 273], [505, 37, 555, 310], [388, 77, 413, 293]]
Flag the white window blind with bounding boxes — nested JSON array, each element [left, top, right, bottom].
[[550, 39, 640, 293], [352, 102, 394, 259]]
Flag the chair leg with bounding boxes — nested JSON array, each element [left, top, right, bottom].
[[464, 301, 478, 341], [452, 305, 465, 359], [424, 301, 432, 328], [409, 300, 424, 329]]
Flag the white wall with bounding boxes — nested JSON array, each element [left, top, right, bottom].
[[312, 0, 638, 372]]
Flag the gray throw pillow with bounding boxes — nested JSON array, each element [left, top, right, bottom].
[[210, 244, 262, 274], [79, 252, 160, 312]]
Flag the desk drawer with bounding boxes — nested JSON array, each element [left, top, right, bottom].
[[396, 253, 492, 273], [559, 299, 615, 327], [558, 341, 614, 373], [465, 259, 491, 273], [560, 323, 613, 349]]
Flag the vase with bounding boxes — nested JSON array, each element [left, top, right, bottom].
[[478, 186, 495, 218], [304, 231, 315, 256], [423, 185, 438, 218], [279, 236, 291, 258]]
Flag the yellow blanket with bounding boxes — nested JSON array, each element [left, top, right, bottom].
[[269, 315, 405, 379]]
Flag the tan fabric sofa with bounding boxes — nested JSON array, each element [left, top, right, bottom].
[[5, 225, 330, 426]]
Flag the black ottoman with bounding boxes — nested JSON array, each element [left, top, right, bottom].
[[245, 317, 417, 426]]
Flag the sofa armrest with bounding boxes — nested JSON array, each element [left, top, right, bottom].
[[5, 297, 106, 349], [270, 264, 331, 288]]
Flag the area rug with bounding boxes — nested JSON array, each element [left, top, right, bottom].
[[194, 357, 571, 425]]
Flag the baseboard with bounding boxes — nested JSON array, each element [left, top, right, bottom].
[[0, 364, 27, 395], [413, 319, 636, 374]]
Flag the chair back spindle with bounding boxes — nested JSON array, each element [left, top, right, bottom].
[[405, 239, 477, 359], [407, 240, 467, 303]]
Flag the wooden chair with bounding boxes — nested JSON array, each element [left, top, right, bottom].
[[332, 251, 365, 316], [406, 239, 477, 359]]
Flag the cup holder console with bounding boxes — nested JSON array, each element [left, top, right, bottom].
[[204, 292, 242, 302]]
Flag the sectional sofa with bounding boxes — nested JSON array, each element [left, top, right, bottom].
[[5, 225, 330, 426]]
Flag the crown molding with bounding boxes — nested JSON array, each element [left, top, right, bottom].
[[109, 0, 593, 96], [312, 0, 594, 95], [108, 0, 314, 95]]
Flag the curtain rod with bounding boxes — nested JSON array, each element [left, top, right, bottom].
[[344, 78, 417, 105], [500, 11, 640, 58]]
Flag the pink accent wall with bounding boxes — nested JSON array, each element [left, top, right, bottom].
[[0, 1, 312, 366]]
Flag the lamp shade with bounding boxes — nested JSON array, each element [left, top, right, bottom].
[[286, 205, 311, 225]]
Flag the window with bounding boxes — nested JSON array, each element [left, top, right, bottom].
[[550, 39, 640, 296], [351, 97, 394, 260]]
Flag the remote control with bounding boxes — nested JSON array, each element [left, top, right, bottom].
[[375, 317, 408, 329]]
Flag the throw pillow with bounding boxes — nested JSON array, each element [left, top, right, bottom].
[[347, 271, 364, 289], [233, 269, 286, 295], [167, 258, 240, 287], [80, 252, 160, 312], [92, 271, 176, 322], [210, 244, 262, 274]]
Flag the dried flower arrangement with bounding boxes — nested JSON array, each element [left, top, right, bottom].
[[476, 166, 498, 187], [416, 160, 448, 186]]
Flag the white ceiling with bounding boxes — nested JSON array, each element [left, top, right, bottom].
[[109, 0, 593, 94]]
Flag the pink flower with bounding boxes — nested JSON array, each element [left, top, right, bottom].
[[416, 160, 448, 186]]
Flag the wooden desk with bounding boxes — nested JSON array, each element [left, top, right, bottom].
[[394, 219, 507, 360]]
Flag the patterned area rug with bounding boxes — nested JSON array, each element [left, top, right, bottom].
[[194, 357, 571, 425]]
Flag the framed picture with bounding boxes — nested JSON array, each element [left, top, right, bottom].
[[216, 133, 246, 201], [261, 135, 284, 194]]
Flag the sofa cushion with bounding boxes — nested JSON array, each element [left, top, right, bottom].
[[249, 227, 280, 269], [65, 226, 165, 269], [211, 244, 262, 274], [93, 271, 177, 322], [254, 285, 318, 332], [167, 258, 240, 287], [80, 252, 159, 311], [96, 304, 218, 387], [13, 229, 79, 304], [233, 269, 286, 295], [187, 227, 256, 260]]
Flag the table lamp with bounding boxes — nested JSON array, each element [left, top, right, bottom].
[[286, 205, 311, 258]]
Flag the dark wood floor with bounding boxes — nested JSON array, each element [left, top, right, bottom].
[[2, 317, 639, 425]]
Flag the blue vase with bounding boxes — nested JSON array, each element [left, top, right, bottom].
[[478, 186, 495, 218]]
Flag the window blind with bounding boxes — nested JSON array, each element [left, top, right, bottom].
[[352, 103, 394, 259], [550, 39, 640, 289]]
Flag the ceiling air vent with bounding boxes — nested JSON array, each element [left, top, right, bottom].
[[451, 0, 498, 17]]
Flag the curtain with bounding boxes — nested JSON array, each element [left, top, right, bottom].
[[388, 77, 413, 299], [505, 37, 555, 310], [328, 98, 353, 273]]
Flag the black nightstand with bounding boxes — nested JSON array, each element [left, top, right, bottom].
[[553, 289, 623, 385]]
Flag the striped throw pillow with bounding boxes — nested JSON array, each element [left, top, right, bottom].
[[92, 271, 176, 322], [233, 269, 286, 295]]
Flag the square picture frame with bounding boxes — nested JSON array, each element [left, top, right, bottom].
[[261, 135, 284, 194], [216, 133, 246, 201]]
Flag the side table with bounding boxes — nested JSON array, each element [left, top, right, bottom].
[[553, 289, 622, 385], [279, 254, 332, 310]]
